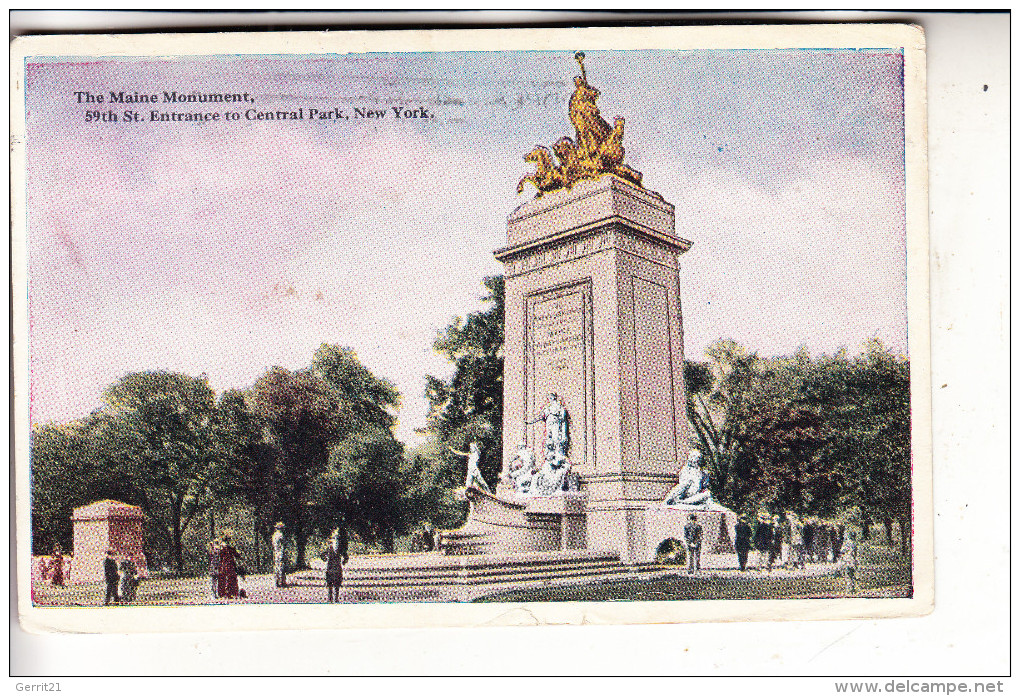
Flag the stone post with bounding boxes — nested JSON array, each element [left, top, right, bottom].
[[69, 499, 148, 584]]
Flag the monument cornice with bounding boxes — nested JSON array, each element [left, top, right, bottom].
[[494, 215, 692, 263]]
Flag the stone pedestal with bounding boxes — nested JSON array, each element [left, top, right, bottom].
[[496, 176, 694, 564], [68, 499, 148, 584], [644, 506, 740, 567]]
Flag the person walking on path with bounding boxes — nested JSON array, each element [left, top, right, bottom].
[[838, 531, 860, 593], [683, 514, 703, 575], [272, 522, 287, 588], [103, 549, 120, 605], [118, 557, 137, 603], [789, 514, 806, 569], [208, 538, 221, 598], [753, 516, 772, 572], [815, 522, 832, 563], [734, 516, 752, 571], [324, 526, 349, 603], [768, 515, 783, 571], [49, 543, 65, 587], [217, 532, 242, 600], [803, 519, 816, 563]]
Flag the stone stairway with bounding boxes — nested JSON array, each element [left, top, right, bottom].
[[293, 549, 636, 590]]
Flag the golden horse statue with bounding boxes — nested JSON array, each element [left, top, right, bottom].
[[518, 52, 644, 197]]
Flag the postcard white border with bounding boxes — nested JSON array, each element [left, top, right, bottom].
[[11, 23, 931, 635]]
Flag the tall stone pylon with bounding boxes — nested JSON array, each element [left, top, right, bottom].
[[496, 175, 693, 563]]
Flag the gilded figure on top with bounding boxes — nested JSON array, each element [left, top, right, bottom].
[[517, 52, 644, 197]]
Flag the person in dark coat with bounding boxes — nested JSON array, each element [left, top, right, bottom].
[[324, 526, 349, 603], [217, 533, 242, 599], [103, 549, 120, 605], [753, 517, 773, 571], [683, 514, 703, 575], [803, 520, 816, 563], [49, 543, 66, 587], [734, 516, 752, 571]]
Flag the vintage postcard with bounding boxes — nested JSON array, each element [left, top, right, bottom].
[[12, 24, 930, 633]]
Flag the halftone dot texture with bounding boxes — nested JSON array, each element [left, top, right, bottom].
[[24, 50, 906, 442]]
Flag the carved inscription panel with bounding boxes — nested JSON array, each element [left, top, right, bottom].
[[633, 277, 675, 463], [525, 282, 593, 471]]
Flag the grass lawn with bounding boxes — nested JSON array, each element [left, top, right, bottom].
[[474, 541, 911, 603]]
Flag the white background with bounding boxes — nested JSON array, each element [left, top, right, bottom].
[[7, 10, 1011, 685]]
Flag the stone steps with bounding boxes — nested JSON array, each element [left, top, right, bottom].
[[293, 550, 635, 589]]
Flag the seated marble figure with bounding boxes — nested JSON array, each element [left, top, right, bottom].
[[664, 450, 716, 507], [503, 442, 536, 496]]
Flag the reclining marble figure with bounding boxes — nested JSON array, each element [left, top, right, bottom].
[[664, 450, 714, 507]]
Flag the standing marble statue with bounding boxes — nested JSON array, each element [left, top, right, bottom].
[[450, 441, 491, 494], [529, 394, 572, 496], [664, 450, 715, 507], [532, 393, 569, 466]]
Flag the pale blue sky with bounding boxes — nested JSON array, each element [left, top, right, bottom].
[[25, 49, 907, 442]]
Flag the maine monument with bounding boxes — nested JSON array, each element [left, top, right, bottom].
[[443, 53, 736, 565]]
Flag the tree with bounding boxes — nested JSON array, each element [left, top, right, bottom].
[[424, 275, 505, 492], [100, 371, 220, 574], [248, 365, 348, 568], [30, 413, 137, 554], [684, 340, 763, 511], [240, 344, 407, 565]]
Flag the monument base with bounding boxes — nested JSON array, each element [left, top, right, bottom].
[[643, 505, 739, 566], [438, 486, 587, 555], [440, 486, 739, 568]]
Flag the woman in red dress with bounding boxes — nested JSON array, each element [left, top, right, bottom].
[[217, 533, 241, 599]]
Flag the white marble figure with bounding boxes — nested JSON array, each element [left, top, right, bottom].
[[538, 393, 569, 465], [664, 450, 715, 507], [532, 451, 571, 496], [450, 441, 491, 494], [505, 441, 536, 496], [528, 394, 573, 496]]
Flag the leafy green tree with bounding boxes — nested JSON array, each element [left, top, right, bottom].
[[424, 275, 504, 493], [248, 365, 348, 568], [30, 414, 136, 554], [99, 371, 220, 574]]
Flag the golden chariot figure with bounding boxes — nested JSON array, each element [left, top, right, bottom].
[[518, 52, 644, 196]]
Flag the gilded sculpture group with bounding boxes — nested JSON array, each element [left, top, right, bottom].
[[518, 52, 644, 197]]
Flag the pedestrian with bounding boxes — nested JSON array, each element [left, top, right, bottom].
[[768, 515, 783, 571], [119, 557, 138, 603], [838, 530, 860, 593], [323, 525, 349, 603], [422, 524, 435, 553], [217, 532, 242, 599], [208, 538, 221, 598], [272, 522, 287, 588], [788, 513, 805, 569], [683, 514, 703, 575], [734, 516, 752, 571], [49, 543, 65, 587], [803, 519, 816, 563], [832, 524, 845, 562], [753, 516, 772, 572], [816, 522, 832, 563], [103, 549, 120, 605]]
